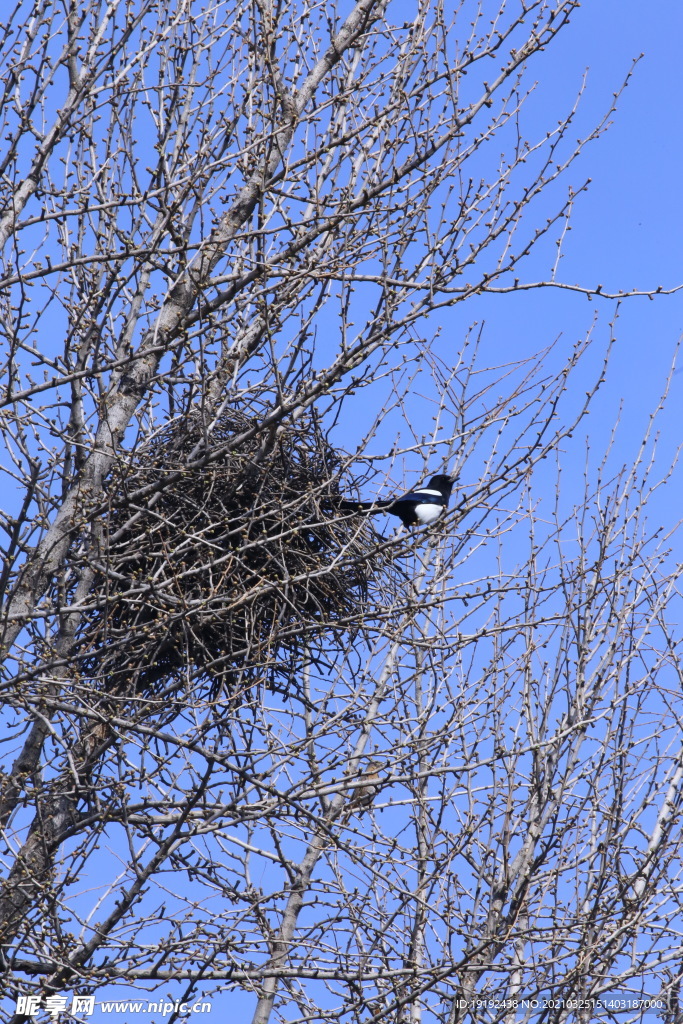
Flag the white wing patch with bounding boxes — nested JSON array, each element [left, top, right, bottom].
[[413, 503, 443, 524]]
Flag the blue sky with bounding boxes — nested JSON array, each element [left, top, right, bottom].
[[407, 0, 683, 557], [471, 0, 683, 456]]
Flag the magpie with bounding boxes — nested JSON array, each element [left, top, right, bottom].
[[339, 473, 453, 527]]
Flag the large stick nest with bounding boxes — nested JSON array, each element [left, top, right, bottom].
[[73, 409, 386, 704]]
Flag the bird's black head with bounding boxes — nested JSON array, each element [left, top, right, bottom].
[[427, 474, 454, 499]]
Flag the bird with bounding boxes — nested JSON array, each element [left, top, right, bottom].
[[349, 760, 385, 810], [339, 473, 454, 528]]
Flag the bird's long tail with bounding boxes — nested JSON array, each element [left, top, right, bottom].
[[338, 499, 394, 515]]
